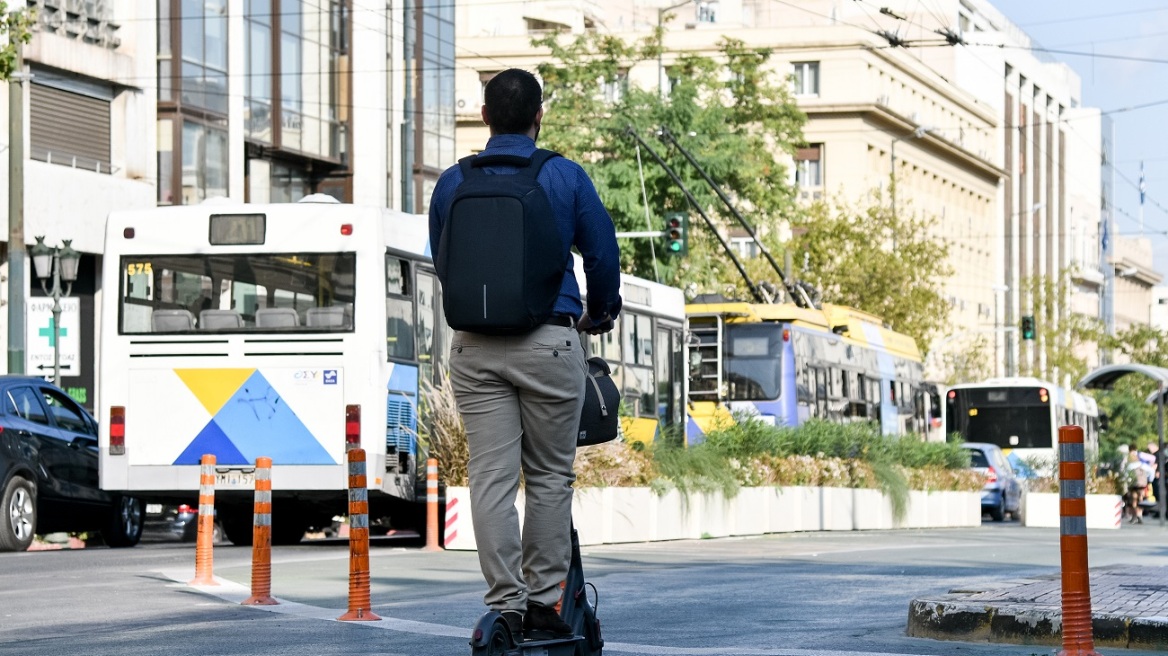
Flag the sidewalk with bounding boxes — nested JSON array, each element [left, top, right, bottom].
[[907, 564, 1168, 650]]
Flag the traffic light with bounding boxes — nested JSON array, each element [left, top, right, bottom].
[[665, 212, 688, 255], [1021, 315, 1035, 340]]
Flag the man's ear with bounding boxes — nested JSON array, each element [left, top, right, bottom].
[[481, 105, 489, 126]]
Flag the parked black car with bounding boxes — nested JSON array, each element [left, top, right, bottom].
[[962, 442, 1024, 522], [0, 376, 144, 551]]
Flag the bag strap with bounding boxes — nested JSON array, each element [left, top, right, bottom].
[[586, 371, 608, 417], [460, 149, 562, 180]]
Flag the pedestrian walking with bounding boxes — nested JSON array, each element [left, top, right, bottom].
[[1125, 444, 1155, 524]]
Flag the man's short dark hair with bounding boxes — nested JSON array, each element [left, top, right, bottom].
[[484, 69, 542, 134]]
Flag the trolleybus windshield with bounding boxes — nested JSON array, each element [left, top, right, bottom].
[[724, 323, 783, 401]]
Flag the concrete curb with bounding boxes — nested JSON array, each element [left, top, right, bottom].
[[907, 568, 1168, 650]]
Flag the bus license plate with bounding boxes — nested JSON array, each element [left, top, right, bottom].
[[215, 468, 256, 489]]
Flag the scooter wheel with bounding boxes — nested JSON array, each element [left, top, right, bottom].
[[471, 618, 513, 656]]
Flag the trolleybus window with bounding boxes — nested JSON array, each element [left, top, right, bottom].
[[725, 323, 783, 401], [119, 252, 356, 334]]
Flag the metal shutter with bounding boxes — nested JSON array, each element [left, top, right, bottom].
[[30, 82, 111, 172]]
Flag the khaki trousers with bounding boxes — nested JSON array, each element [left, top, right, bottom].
[[448, 323, 586, 612]]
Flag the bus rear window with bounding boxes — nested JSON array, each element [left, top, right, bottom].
[[120, 252, 356, 334]]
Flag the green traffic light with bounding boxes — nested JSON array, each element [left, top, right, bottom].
[[668, 242, 681, 252]]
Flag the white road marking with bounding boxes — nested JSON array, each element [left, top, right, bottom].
[[162, 569, 948, 656]]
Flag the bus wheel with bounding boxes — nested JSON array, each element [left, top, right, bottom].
[[104, 496, 144, 548], [271, 521, 306, 545], [221, 512, 255, 547]]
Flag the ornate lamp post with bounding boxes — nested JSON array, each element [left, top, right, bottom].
[[30, 236, 80, 383]]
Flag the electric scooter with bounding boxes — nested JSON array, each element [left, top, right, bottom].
[[468, 522, 604, 656]]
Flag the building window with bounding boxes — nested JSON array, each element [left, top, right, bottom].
[[795, 145, 823, 188], [601, 70, 628, 104], [270, 162, 312, 203], [245, 0, 273, 142], [180, 0, 228, 114], [697, 1, 718, 22], [409, 0, 455, 212], [30, 80, 112, 174], [181, 120, 229, 204], [792, 61, 819, 96]]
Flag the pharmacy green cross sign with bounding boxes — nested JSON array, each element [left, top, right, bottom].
[[25, 297, 81, 377], [38, 317, 67, 346]]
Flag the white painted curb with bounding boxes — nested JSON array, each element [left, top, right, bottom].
[[1020, 492, 1124, 529]]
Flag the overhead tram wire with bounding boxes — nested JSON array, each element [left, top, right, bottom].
[[656, 126, 813, 308], [623, 125, 768, 304]]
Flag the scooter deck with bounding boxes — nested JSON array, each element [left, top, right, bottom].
[[510, 635, 583, 656]]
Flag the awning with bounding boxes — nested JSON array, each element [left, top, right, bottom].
[[1075, 363, 1168, 391]]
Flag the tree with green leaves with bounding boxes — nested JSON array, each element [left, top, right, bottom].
[[533, 30, 804, 292], [0, 2, 35, 80], [533, 30, 953, 348], [785, 191, 952, 351]]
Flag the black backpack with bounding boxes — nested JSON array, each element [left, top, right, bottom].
[[437, 149, 567, 335]]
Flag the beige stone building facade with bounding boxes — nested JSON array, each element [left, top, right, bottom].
[[454, 0, 1129, 384]]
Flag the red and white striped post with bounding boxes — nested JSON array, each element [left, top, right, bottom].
[[1057, 425, 1100, 656], [243, 456, 277, 605], [338, 448, 380, 621], [424, 458, 442, 551], [189, 454, 218, 586]]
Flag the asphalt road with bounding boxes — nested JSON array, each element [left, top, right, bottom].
[[3, 522, 1167, 656]]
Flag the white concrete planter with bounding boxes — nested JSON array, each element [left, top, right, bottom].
[[442, 486, 982, 551], [1020, 491, 1123, 530]]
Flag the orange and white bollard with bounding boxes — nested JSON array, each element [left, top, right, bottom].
[[1057, 425, 1100, 656], [424, 457, 442, 551], [338, 448, 380, 621], [243, 456, 277, 605], [189, 454, 218, 586]]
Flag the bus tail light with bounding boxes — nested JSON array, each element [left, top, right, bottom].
[[109, 406, 126, 455], [345, 404, 361, 449], [782, 329, 790, 342], [985, 466, 998, 484], [1039, 388, 1049, 403], [341, 223, 353, 236]]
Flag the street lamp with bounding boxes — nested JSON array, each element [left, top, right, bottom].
[[890, 125, 929, 221], [658, 0, 696, 98], [30, 237, 80, 383]]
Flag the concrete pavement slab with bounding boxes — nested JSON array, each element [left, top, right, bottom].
[[907, 564, 1168, 650]]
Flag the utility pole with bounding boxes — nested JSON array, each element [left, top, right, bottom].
[[7, 46, 25, 374]]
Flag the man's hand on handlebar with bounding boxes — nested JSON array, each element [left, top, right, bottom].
[[577, 314, 615, 335]]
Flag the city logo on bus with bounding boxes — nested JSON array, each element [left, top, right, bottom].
[[323, 370, 338, 385]]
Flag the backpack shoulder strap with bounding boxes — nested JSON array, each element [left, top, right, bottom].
[[526, 149, 562, 179], [459, 149, 562, 179], [457, 155, 480, 179]]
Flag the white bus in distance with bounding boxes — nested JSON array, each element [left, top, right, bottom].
[[944, 376, 1100, 474]]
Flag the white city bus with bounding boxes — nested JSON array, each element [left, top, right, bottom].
[[99, 196, 688, 544], [99, 196, 438, 544], [944, 377, 1100, 473]]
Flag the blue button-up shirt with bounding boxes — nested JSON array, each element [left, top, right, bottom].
[[428, 134, 623, 323]]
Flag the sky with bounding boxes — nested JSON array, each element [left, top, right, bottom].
[[993, 0, 1168, 272]]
